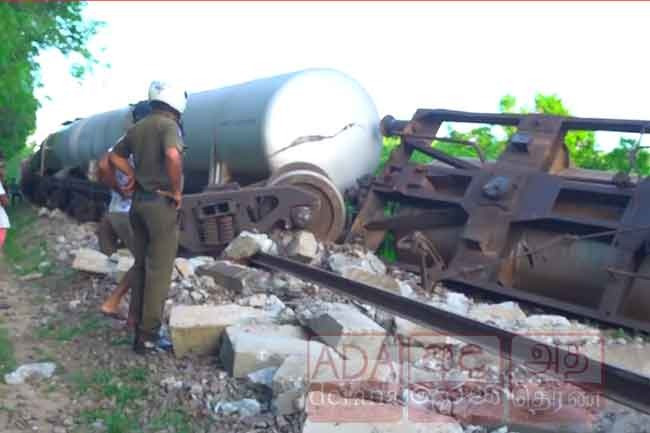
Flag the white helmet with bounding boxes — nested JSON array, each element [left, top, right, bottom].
[[148, 81, 187, 114]]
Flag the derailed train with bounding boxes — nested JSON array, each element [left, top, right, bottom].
[[23, 68, 650, 336], [21, 69, 382, 251]]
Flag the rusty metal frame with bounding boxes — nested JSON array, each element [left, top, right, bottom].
[[178, 183, 320, 255], [349, 109, 650, 333]]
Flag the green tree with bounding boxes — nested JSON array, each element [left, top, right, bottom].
[[0, 2, 100, 163]]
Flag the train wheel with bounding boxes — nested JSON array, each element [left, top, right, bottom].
[[33, 180, 49, 207], [268, 162, 346, 242]]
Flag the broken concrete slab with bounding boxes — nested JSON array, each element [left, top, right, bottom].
[[272, 390, 304, 416], [226, 323, 308, 340], [521, 314, 601, 346], [72, 248, 112, 274], [196, 261, 264, 294], [187, 255, 216, 270], [287, 231, 319, 263], [272, 355, 312, 395], [433, 292, 470, 316], [523, 314, 572, 329], [223, 231, 277, 260], [341, 267, 413, 298], [393, 316, 461, 347], [309, 357, 402, 402], [169, 304, 272, 357], [271, 350, 401, 415], [219, 325, 329, 378], [272, 355, 311, 415], [328, 251, 386, 276], [238, 293, 284, 310], [468, 301, 526, 326], [302, 302, 387, 361], [174, 257, 195, 279]]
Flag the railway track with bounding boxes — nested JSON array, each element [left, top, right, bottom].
[[251, 252, 650, 416]]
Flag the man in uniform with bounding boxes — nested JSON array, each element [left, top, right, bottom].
[[109, 81, 186, 354]]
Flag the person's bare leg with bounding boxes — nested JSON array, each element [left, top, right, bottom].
[[101, 268, 132, 317]]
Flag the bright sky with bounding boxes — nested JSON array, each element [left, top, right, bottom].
[[32, 1, 650, 151]]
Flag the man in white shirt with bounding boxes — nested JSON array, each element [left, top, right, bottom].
[[98, 150, 137, 327]]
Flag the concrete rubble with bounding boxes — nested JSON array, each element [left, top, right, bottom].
[[169, 304, 274, 357], [327, 250, 386, 276], [297, 302, 388, 361], [71, 248, 113, 274], [287, 230, 320, 263], [40, 211, 649, 433], [341, 267, 414, 298], [223, 230, 277, 260], [196, 260, 268, 295], [468, 301, 526, 326], [219, 323, 329, 378]]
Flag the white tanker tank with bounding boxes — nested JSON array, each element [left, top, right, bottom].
[[43, 68, 380, 192], [182, 68, 381, 193]]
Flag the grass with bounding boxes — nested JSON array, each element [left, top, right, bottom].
[[31, 346, 57, 363], [146, 409, 194, 433], [71, 367, 148, 433], [4, 203, 51, 276], [0, 324, 16, 376], [36, 313, 105, 342], [69, 365, 197, 433]]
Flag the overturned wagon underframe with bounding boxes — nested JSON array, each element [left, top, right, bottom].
[[348, 109, 650, 333]]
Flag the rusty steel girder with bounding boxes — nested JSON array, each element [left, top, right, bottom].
[[178, 182, 320, 255], [348, 109, 650, 333]]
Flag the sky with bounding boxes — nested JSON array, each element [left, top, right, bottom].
[[32, 1, 650, 151]]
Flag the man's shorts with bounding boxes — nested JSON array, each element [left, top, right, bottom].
[[107, 212, 135, 255]]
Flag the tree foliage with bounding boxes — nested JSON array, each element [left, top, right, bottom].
[[0, 2, 100, 163], [380, 94, 650, 176]]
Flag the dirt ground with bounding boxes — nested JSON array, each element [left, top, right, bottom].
[[0, 204, 298, 433]]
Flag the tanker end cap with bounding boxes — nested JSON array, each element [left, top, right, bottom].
[[380, 115, 408, 137], [148, 80, 188, 114]]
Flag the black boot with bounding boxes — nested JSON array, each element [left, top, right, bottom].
[[133, 329, 159, 355], [133, 328, 172, 355]]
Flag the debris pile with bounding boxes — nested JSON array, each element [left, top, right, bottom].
[[37, 208, 649, 433]]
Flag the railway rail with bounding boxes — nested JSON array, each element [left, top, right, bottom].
[[251, 252, 650, 416]]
